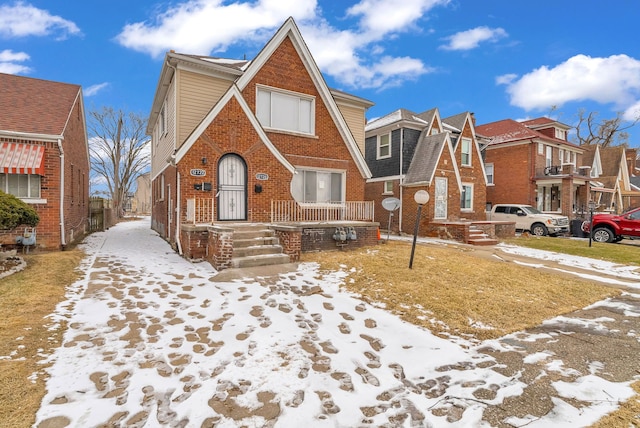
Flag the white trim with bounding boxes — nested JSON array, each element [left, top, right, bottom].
[[377, 133, 391, 159], [175, 85, 295, 174], [461, 182, 474, 211]]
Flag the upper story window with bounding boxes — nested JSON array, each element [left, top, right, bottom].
[[538, 142, 544, 155], [377, 133, 391, 159], [555, 128, 566, 140], [485, 163, 494, 184], [160, 103, 166, 136], [257, 86, 314, 135], [0, 173, 41, 199], [545, 145, 552, 167], [461, 138, 472, 166]]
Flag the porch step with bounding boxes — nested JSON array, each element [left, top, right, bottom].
[[228, 224, 291, 268], [229, 253, 292, 268], [467, 228, 499, 246]]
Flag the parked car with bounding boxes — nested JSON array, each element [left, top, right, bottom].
[[488, 204, 570, 236], [581, 206, 640, 243]]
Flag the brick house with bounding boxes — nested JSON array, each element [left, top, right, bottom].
[[0, 73, 89, 249], [147, 18, 377, 267], [364, 108, 489, 240], [476, 117, 591, 218], [582, 145, 640, 213]]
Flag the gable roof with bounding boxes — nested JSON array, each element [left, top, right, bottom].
[[235, 17, 370, 178], [365, 108, 430, 132], [442, 112, 468, 133], [0, 72, 82, 138], [176, 85, 294, 174], [476, 118, 578, 149], [404, 131, 462, 191]]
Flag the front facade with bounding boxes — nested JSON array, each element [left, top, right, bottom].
[[582, 145, 640, 213], [476, 117, 590, 218], [0, 73, 89, 249], [364, 108, 488, 235], [147, 18, 373, 250]]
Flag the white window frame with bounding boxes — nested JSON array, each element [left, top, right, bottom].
[[256, 85, 315, 135], [377, 133, 391, 159], [461, 183, 473, 211], [545, 146, 552, 167], [461, 138, 472, 166], [160, 102, 166, 136], [538, 142, 544, 155], [485, 163, 494, 185], [291, 168, 345, 204], [0, 173, 42, 200], [383, 180, 394, 195], [555, 128, 566, 140]]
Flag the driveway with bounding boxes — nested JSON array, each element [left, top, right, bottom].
[[34, 218, 640, 427]]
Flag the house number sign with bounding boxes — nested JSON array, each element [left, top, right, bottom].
[[190, 169, 206, 177], [256, 173, 269, 180]]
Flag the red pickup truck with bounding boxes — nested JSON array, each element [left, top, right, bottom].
[[582, 206, 640, 243]]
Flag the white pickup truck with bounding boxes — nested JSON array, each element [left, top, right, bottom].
[[488, 204, 570, 236]]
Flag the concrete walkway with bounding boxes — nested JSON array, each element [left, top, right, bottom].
[[33, 218, 640, 427]]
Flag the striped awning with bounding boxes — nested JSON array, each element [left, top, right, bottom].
[[0, 142, 45, 175]]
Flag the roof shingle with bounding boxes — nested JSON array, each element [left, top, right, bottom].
[[0, 72, 81, 136]]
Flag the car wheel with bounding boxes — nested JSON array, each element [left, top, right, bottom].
[[592, 227, 614, 243], [530, 223, 548, 236]]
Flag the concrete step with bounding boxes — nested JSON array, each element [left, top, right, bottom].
[[230, 253, 292, 268], [232, 228, 275, 240], [233, 244, 284, 258], [467, 228, 498, 245], [233, 236, 280, 248]]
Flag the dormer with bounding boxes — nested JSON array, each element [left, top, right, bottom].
[[522, 117, 571, 142]]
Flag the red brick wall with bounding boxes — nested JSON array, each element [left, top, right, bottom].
[[485, 143, 535, 207], [455, 121, 487, 220], [241, 37, 365, 201], [365, 179, 401, 232], [0, 98, 89, 250], [61, 99, 90, 247], [151, 166, 178, 242]]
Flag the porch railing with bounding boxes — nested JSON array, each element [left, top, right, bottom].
[[186, 198, 214, 224], [536, 164, 591, 178], [185, 198, 375, 224], [270, 200, 375, 222]]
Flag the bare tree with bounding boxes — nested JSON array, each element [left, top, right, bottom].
[[88, 107, 150, 218], [573, 109, 640, 147]]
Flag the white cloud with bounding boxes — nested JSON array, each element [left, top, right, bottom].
[[440, 26, 507, 51], [0, 1, 81, 40], [116, 0, 318, 58], [501, 54, 640, 112], [85, 83, 109, 97], [0, 49, 31, 74], [346, 0, 450, 36], [115, 0, 448, 90]]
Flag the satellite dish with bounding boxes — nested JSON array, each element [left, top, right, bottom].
[[382, 197, 401, 212]]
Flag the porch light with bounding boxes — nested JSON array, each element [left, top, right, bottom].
[[409, 190, 430, 269]]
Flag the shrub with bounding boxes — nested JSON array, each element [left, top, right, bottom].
[[0, 191, 39, 230]]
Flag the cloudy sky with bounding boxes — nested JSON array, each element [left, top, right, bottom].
[[1, 0, 639, 146]]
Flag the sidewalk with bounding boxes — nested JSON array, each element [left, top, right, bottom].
[[34, 218, 640, 427]]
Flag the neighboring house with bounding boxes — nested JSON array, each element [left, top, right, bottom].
[[364, 108, 488, 235], [147, 18, 374, 256], [0, 73, 89, 249], [582, 145, 640, 213], [476, 117, 590, 218], [130, 172, 151, 215], [626, 148, 640, 209]]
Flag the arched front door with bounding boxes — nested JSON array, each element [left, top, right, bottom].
[[217, 154, 247, 221]]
